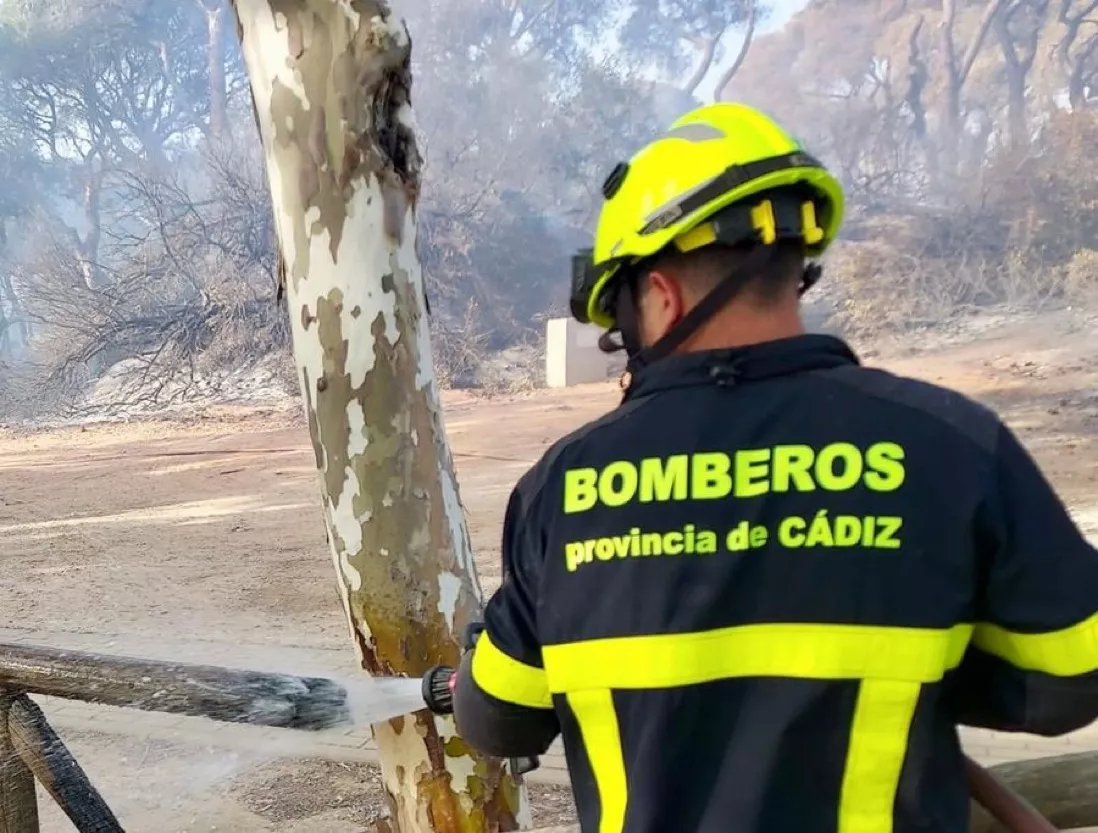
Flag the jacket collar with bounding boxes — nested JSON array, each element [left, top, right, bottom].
[[622, 334, 860, 401]]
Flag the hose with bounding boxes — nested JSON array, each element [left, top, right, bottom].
[[966, 755, 1059, 832]]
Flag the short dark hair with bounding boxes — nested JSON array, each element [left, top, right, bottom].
[[645, 240, 806, 307]]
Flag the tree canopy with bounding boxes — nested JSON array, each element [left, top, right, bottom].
[[0, 0, 1094, 414]]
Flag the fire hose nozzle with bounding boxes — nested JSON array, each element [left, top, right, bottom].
[[422, 664, 457, 715], [421, 663, 542, 781]]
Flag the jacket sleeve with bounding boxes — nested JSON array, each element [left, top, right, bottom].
[[452, 481, 559, 758], [948, 421, 1098, 736]]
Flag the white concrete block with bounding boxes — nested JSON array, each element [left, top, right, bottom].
[[545, 318, 623, 388]]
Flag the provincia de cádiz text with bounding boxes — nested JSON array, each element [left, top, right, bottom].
[[563, 513, 903, 573]]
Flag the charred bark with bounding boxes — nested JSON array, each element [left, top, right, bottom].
[[0, 693, 38, 833], [0, 642, 351, 730], [992, 0, 1048, 149], [229, 1, 528, 830], [938, 0, 1009, 175], [7, 695, 122, 833], [1056, 0, 1098, 110]]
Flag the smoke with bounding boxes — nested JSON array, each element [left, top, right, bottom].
[[2, 0, 1098, 829]]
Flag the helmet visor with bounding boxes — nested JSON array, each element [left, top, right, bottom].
[[569, 248, 600, 324]]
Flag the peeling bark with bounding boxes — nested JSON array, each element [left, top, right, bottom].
[[230, 1, 529, 830]]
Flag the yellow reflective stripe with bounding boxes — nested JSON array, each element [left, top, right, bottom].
[[542, 623, 972, 692], [471, 632, 553, 709], [839, 680, 920, 833], [567, 689, 627, 833], [974, 611, 1098, 676]]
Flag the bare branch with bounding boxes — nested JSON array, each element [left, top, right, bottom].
[[714, 0, 758, 101]]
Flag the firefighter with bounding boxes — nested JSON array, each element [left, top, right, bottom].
[[450, 102, 1098, 832]]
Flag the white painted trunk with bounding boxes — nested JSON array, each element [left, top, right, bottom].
[[230, 1, 531, 829]]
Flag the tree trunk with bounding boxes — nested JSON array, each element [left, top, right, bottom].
[[713, 0, 757, 103], [937, 0, 1008, 179], [992, 0, 1046, 151], [1057, 5, 1098, 112], [682, 32, 721, 98], [229, 2, 529, 831], [1003, 67, 1028, 150], [0, 223, 8, 360], [79, 162, 104, 291], [206, 3, 228, 140], [0, 273, 27, 351]]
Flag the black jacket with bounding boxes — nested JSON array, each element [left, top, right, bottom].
[[453, 334, 1098, 833]]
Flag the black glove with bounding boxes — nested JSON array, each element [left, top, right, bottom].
[[421, 622, 541, 779]]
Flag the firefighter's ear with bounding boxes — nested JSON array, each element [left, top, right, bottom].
[[635, 268, 686, 345]]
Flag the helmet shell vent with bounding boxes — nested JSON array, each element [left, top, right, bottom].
[[602, 162, 630, 199]]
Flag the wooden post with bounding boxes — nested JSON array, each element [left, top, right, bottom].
[[229, 1, 528, 830], [9, 695, 123, 833], [0, 692, 39, 833]]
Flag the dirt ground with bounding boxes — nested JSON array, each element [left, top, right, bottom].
[[20, 729, 573, 832], [3, 308, 1098, 831]]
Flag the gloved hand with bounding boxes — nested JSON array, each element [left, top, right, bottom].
[[421, 621, 540, 778]]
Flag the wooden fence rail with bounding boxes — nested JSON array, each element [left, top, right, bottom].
[[0, 641, 360, 832], [0, 642, 350, 730]]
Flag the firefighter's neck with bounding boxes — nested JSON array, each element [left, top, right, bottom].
[[640, 288, 805, 353], [678, 298, 804, 351]]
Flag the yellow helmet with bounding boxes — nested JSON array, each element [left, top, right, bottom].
[[571, 102, 845, 330]]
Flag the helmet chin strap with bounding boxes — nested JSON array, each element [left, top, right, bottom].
[[596, 245, 825, 389], [599, 245, 778, 371]]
